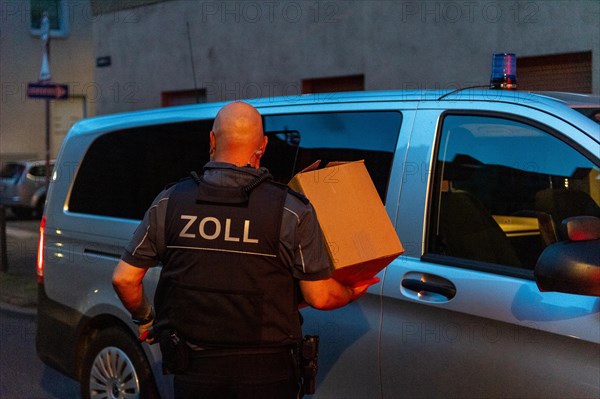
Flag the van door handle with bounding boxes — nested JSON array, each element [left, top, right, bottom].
[[401, 278, 457, 300]]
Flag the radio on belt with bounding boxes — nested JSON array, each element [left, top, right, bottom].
[[288, 160, 404, 285]]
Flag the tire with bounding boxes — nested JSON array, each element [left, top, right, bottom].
[[80, 327, 160, 399]]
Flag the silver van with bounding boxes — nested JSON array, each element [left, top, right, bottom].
[[36, 89, 599, 399]]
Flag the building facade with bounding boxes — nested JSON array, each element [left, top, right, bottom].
[[1, 0, 95, 161], [1, 0, 598, 160], [90, 0, 599, 115]]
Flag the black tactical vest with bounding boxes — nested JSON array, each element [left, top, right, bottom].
[[154, 171, 301, 348]]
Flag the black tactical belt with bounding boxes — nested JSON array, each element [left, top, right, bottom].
[[189, 345, 296, 358]]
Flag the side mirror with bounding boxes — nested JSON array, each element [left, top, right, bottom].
[[534, 216, 600, 297]]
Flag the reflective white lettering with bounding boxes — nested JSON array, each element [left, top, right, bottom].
[[199, 217, 220, 240], [178, 215, 259, 244], [224, 218, 240, 242], [243, 220, 259, 244], [179, 215, 197, 238]]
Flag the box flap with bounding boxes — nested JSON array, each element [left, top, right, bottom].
[[298, 160, 321, 173]]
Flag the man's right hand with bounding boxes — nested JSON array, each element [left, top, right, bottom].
[[138, 321, 156, 344]]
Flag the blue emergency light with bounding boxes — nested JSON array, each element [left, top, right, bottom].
[[490, 53, 518, 90]]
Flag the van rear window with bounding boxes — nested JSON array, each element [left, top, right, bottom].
[[69, 111, 401, 220], [69, 120, 212, 220]]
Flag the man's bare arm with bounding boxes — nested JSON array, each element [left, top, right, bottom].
[[112, 260, 152, 319]]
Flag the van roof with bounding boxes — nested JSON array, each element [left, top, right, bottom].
[[68, 89, 598, 138]]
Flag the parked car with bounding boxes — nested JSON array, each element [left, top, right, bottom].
[[36, 88, 599, 399], [0, 159, 54, 218]]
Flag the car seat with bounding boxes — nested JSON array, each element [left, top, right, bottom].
[[438, 188, 522, 267], [535, 188, 600, 239]]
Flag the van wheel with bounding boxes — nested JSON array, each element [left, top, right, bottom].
[[81, 327, 159, 399]]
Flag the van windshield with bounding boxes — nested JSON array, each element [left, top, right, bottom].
[[0, 163, 25, 179]]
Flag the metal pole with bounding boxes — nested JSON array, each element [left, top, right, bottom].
[[40, 13, 52, 190], [45, 99, 51, 190], [0, 205, 8, 273]]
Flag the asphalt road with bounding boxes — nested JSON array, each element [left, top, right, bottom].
[[1, 213, 39, 276], [0, 305, 80, 398], [1, 213, 80, 398], [1, 214, 39, 307]]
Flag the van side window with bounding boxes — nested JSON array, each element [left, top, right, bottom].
[[428, 114, 600, 270], [263, 111, 402, 202], [69, 120, 213, 220]]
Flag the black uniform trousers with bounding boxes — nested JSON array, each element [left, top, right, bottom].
[[174, 349, 300, 399]]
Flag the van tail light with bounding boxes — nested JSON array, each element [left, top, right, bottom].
[[37, 217, 46, 284]]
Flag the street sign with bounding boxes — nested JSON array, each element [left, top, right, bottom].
[[27, 82, 69, 100], [39, 14, 51, 81]]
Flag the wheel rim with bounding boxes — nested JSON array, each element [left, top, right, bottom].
[[89, 346, 140, 399]]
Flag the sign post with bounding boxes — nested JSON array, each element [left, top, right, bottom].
[[39, 14, 51, 82], [27, 13, 69, 190], [40, 14, 52, 190], [0, 205, 7, 273]]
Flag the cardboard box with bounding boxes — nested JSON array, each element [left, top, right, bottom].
[[289, 160, 404, 285]]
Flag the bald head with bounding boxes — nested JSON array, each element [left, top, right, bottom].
[[210, 102, 267, 168]]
